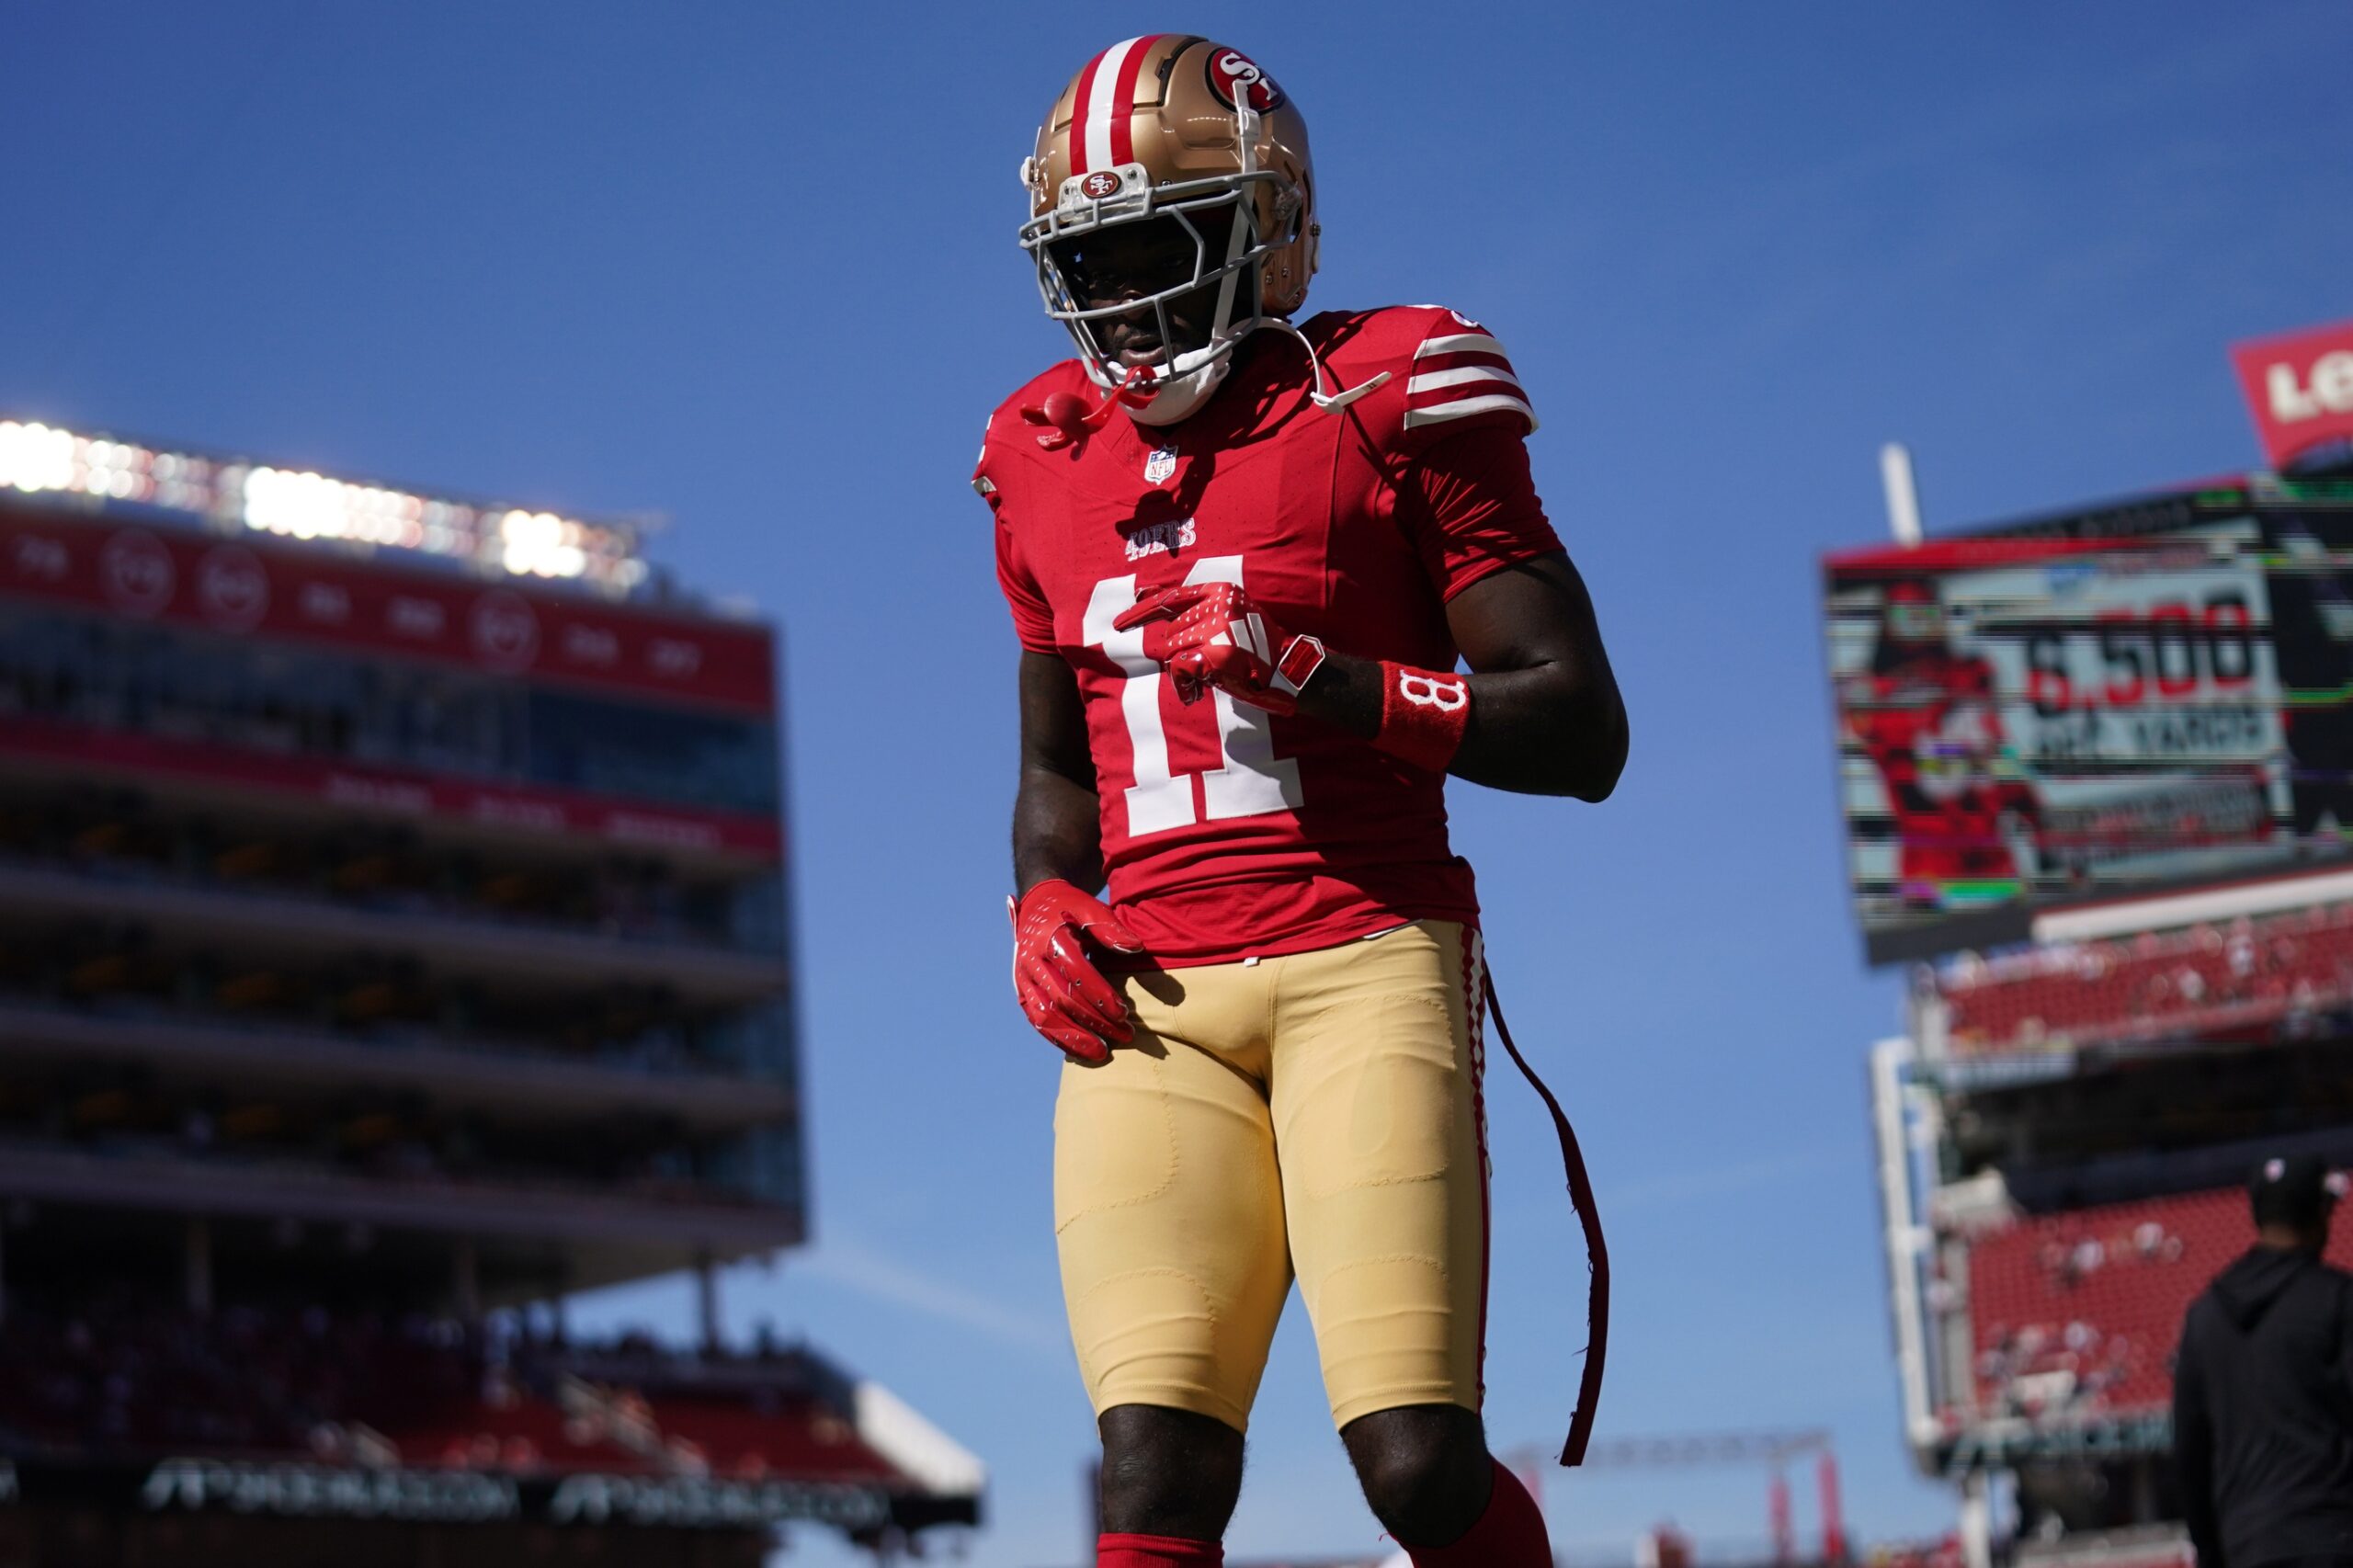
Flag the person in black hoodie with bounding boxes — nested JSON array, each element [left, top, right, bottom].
[[2173, 1153, 2353, 1568]]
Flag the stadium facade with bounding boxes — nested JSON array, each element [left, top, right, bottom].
[[0, 419, 981, 1564], [1830, 462, 2353, 1568]]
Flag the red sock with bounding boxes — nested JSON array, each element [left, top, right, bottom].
[[1405, 1458, 1552, 1567], [1098, 1534, 1222, 1568]]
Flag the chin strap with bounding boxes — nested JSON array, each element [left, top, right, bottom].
[[1483, 964, 1608, 1467], [1020, 363, 1158, 451], [1259, 317, 1391, 415]]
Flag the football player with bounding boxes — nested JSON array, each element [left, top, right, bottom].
[[977, 36, 1628, 1568], [1845, 579, 2041, 908]]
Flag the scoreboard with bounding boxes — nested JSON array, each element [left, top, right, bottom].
[[1825, 476, 2353, 963]]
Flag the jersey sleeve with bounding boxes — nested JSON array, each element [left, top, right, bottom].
[[995, 524, 1057, 653], [1397, 312, 1538, 452], [1396, 419, 1563, 601], [975, 434, 1060, 654]]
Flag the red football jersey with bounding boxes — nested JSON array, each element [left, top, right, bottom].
[[979, 304, 1563, 966]]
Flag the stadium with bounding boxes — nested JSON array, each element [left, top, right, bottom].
[[1834, 325, 2353, 1568], [0, 420, 983, 1564]]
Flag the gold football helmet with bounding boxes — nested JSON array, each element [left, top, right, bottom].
[[1019, 36, 1318, 424]]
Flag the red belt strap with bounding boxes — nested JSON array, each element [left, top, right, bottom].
[[1483, 967, 1608, 1467]]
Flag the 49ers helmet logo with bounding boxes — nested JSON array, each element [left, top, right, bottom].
[[1079, 170, 1121, 199], [1205, 48, 1284, 113]]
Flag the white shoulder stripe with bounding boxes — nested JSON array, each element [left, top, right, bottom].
[[1415, 331, 1512, 360], [1406, 364, 1525, 395], [1403, 392, 1539, 431]]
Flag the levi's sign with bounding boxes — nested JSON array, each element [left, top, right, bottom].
[[2232, 320, 2353, 471]]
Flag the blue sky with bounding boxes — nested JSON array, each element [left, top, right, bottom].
[[6, 3, 2351, 1563]]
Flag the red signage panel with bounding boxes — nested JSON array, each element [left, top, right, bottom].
[[0, 499, 775, 713], [2231, 320, 2353, 472]]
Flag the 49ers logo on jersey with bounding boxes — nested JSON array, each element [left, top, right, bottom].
[[1123, 517, 1195, 562], [1205, 48, 1284, 112]]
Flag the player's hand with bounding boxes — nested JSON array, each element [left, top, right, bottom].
[[1009, 879, 1145, 1064], [1112, 582, 1325, 716]]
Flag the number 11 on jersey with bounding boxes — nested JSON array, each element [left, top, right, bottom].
[[1082, 554, 1305, 837]]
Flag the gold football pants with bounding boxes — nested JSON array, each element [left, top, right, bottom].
[[1052, 920, 1489, 1433]]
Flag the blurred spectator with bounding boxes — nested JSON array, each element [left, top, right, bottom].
[[2172, 1154, 2353, 1568]]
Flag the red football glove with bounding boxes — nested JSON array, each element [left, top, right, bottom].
[[1009, 879, 1145, 1064], [1111, 582, 1326, 716]]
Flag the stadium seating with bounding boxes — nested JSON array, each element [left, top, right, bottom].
[[1961, 1185, 2353, 1424], [0, 1297, 478, 1456], [1934, 903, 2353, 1057], [376, 1374, 661, 1475], [635, 1396, 902, 1482], [0, 1301, 904, 1488], [0, 953, 732, 1083], [0, 785, 742, 950]]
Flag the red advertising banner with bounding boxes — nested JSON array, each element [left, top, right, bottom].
[[0, 712, 783, 861], [2231, 320, 2353, 472], [0, 498, 775, 713]]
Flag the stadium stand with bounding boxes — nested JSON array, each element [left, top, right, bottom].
[[0, 432, 977, 1561], [1929, 904, 2353, 1058], [1958, 1185, 2353, 1426], [0, 783, 757, 951], [0, 1299, 939, 1492]]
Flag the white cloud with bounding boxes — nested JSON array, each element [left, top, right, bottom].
[[794, 1233, 1063, 1354]]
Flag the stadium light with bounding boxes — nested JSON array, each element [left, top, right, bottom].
[[0, 420, 76, 494], [0, 418, 648, 593]]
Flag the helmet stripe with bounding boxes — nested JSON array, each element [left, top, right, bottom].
[[1067, 48, 1108, 174], [1081, 36, 1154, 176], [1106, 34, 1162, 166]]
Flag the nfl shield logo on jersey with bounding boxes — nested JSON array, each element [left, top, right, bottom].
[[1143, 446, 1177, 484]]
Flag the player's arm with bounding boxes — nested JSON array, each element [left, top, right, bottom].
[[1114, 417, 1626, 799], [1014, 649, 1106, 895], [1010, 650, 1142, 1062], [1292, 551, 1627, 800]]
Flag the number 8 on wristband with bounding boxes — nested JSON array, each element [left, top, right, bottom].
[[1374, 661, 1472, 773]]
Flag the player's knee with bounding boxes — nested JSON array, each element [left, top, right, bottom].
[[1343, 1405, 1492, 1547], [1098, 1404, 1245, 1538]]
